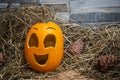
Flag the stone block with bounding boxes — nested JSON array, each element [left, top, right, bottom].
[[55, 12, 69, 23], [0, 3, 20, 8], [0, 3, 8, 8], [44, 4, 68, 12], [70, 12, 120, 23], [40, 0, 69, 4]]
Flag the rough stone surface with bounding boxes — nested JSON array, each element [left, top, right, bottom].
[[70, 12, 120, 23], [55, 12, 69, 23], [70, 0, 120, 10], [44, 4, 68, 12], [69, 0, 120, 24], [40, 0, 69, 4], [0, 3, 8, 8], [0, 0, 120, 24], [0, 0, 20, 3], [0, 3, 20, 8]]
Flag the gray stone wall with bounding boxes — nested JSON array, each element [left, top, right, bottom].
[[0, 0, 120, 24]]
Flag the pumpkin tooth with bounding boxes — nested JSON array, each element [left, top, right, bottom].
[[34, 54, 48, 65]]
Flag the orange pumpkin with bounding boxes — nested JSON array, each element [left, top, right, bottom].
[[24, 22, 64, 72]]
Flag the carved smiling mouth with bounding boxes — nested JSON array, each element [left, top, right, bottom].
[[34, 54, 48, 65]]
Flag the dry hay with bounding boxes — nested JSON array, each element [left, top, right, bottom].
[[0, 5, 120, 80], [62, 24, 120, 80]]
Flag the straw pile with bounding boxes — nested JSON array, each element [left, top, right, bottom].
[[0, 5, 120, 80], [62, 24, 120, 80]]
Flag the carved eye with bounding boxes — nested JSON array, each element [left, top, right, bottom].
[[28, 33, 38, 47], [44, 34, 56, 47]]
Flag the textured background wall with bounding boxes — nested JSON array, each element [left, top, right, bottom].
[[0, 0, 120, 24]]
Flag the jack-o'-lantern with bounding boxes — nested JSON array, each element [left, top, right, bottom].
[[24, 22, 64, 72]]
